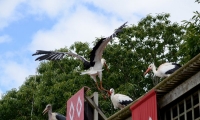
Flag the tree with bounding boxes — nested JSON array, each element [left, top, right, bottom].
[[0, 76, 40, 120], [0, 89, 19, 119], [179, 1, 200, 63], [107, 13, 184, 94]]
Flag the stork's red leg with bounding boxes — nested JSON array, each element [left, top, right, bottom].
[[95, 82, 101, 91], [95, 81, 109, 99], [100, 81, 109, 93]]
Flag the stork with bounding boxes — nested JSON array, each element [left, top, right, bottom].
[[109, 88, 133, 109], [42, 104, 66, 120], [144, 63, 181, 78], [32, 22, 127, 92]]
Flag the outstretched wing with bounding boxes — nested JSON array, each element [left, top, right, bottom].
[[32, 50, 66, 61], [90, 22, 127, 66], [32, 50, 91, 70]]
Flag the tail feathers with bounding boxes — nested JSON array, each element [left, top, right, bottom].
[[80, 71, 97, 75], [165, 63, 182, 74], [119, 100, 133, 106], [80, 69, 103, 75]]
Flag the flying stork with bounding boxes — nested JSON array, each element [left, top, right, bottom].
[[109, 88, 133, 109], [32, 22, 127, 92], [144, 63, 181, 78], [42, 104, 66, 120]]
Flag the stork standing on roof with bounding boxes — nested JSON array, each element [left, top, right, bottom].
[[144, 63, 181, 78], [42, 104, 66, 120], [109, 88, 133, 109], [32, 22, 127, 92]]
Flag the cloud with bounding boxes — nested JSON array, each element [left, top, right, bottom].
[[0, 35, 12, 44], [27, 0, 75, 19], [29, 4, 125, 51], [29, 0, 200, 52], [0, 52, 37, 94], [0, 0, 26, 30], [83, 0, 200, 22]]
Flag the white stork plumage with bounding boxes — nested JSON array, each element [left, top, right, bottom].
[[32, 22, 127, 92], [144, 63, 181, 78], [109, 88, 133, 110], [42, 104, 66, 120]]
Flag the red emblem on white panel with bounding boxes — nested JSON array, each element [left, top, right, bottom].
[[67, 88, 84, 120]]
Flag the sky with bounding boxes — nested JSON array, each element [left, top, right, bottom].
[[0, 0, 199, 99]]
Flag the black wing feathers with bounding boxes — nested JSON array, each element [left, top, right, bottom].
[[119, 100, 133, 106], [90, 38, 106, 66], [55, 113, 66, 120], [83, 61, 91, 70], [112, 21, 127, 38], [165, 63, 182, 74], [32, 50, 91, 70], [172, 63, 182, 68], [35, 54, 52, 61], [32, 50, 65, 61], [89, 22, 127, 67], [32, 50, 53, 56]]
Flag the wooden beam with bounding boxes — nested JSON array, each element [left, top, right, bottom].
[[84, 96, 107, 120], [159, 71, 200, 108]]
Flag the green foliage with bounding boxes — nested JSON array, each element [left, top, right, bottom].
[[0, 78, 37, 120], [196, 0, 200, 3], [0, 11, 198, 119], [0, 89, 18, 119], [179, 10, 200, 63]]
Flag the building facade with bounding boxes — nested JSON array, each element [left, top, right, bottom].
[[108, 53, 200, 120]]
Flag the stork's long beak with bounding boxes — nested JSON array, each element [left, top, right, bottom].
[[42, 108, 48, 115], [107, 91, 111, 96], [104, 62, 109, 71], [144, 68, 151, 75]]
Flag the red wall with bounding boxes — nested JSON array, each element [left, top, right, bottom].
[[130, 89, 157, 120]]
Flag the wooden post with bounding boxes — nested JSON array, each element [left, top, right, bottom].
[[93, 92, 98, 120]]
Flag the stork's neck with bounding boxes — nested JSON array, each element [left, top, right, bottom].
[[152, 65, 158, 76], [48, 109, 52, 120], [111, 92, 114, 98]]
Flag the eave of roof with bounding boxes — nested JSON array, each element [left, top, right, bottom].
[[107, 53, 200, 120]]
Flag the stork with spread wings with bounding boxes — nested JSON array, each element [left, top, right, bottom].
[[32, 22, 127, 92]]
